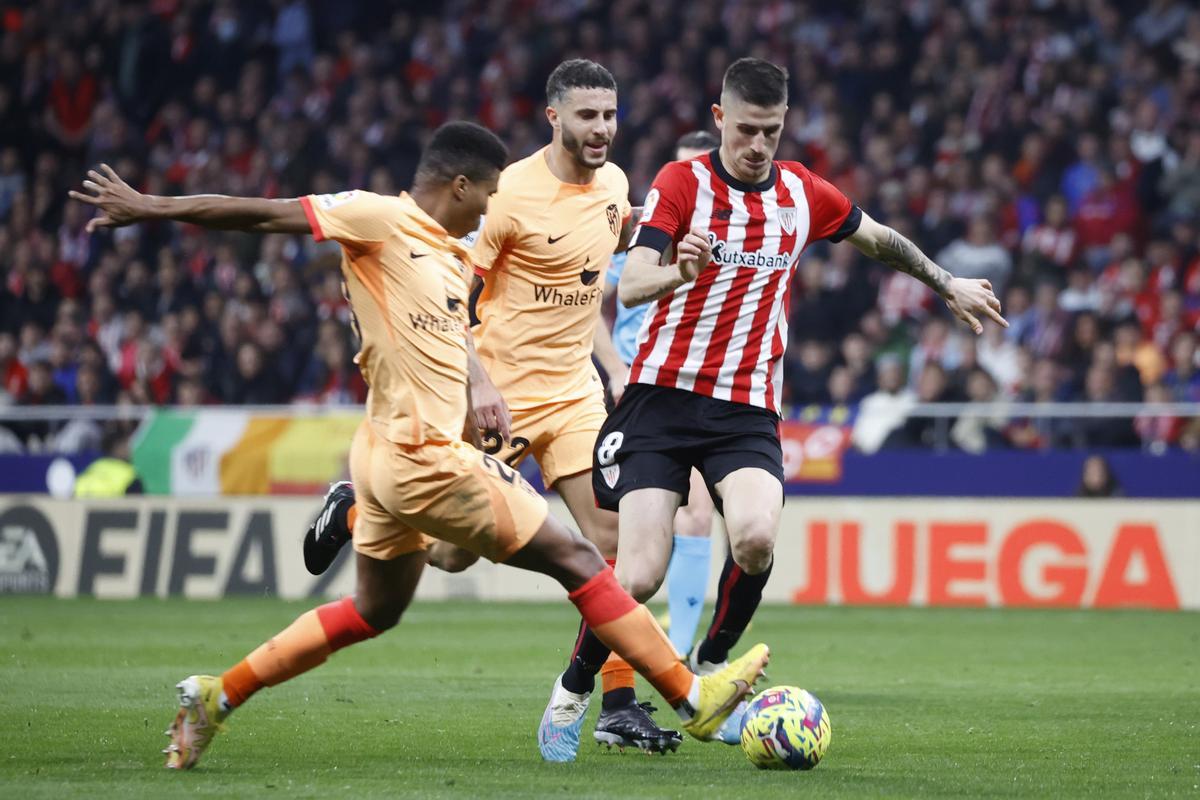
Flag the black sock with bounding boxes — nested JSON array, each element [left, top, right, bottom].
[[697, 553, 773, 665], [560, 619, 611, 695], [602, 686, 637, 711]]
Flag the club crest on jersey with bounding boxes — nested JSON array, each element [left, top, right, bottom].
[[606, 203, 620, 236], [600, 464, 620, 489], [779, 207, 797, 234]]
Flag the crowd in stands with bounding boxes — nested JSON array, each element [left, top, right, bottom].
[[0, 0, 1198, 453]]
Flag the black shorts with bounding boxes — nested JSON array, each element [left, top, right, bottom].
[[592, 383, 784, 515]]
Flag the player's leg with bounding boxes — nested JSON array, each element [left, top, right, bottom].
[[692, 467, 781, 671], [427, 539, 481, 572], [543, 399, 676, 750], [504, 510, 769, 754], [165, 548, 425, 769], [166, 421, 426, 769], [664, 467, 715, 655], [557, 486, 679, 752]]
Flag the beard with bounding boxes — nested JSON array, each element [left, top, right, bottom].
[[562, 125, 608, 169]]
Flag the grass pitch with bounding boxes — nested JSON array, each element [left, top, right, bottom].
[[0, 598, 1196, 798]]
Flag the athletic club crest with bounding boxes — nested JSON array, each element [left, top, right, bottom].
[[779, 207, 797, 235]]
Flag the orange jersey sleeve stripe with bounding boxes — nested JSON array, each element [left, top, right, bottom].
[[299, 195, 326, 242]]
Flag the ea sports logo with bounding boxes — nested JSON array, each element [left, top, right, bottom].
[[0, 505, 59, 594]]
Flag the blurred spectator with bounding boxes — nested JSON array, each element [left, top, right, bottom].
[[951, 368, 1008, 453], [1163, 332, 1200, 402], [1135, 383, 1182, 453], [1076, 454, 1123, 498], [225, 342, 285, 405], [785, 339, 833, 406], [882, 362, 957, 450], [936, 215, 1013, 298], [1021, 195, 1076, 274], [852, 356, 914, 454]]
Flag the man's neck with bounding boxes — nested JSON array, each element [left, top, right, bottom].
[[544, 141, 595, 185], [718, 145, 770, 186], [408, 185, 451, 233]]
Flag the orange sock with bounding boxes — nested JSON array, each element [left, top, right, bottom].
[[568, 568, 693, 706], [346, 504, 358, 537], [220, 597, 377, 710], [600, 655, 636, 694]]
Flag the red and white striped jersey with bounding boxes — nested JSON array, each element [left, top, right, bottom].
[[627, 150, 860, 414]]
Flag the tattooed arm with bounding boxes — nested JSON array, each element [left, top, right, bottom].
[[846, 211, 1007, 335]]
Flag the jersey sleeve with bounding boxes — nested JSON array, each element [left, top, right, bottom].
[[629, 161, 696, 255], [470, 191, 516, 273], [299, 190, 395, 245], [803, 168, 860, 245]]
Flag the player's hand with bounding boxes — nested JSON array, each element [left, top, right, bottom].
[[943, 277, 1007, 335], [471, 376, 512, 442], [676, 227, 712, 283], [68, 164, 151, 232]]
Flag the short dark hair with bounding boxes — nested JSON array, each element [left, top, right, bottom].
[[415, 122, 508, 185], [675, 130, 719, 152], [722, 57, 788, 107], [546, 59, 617, 106]]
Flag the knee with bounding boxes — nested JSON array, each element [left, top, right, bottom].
[[675, 506, 711, 539], [615, 564, 665, 603], [430, 545, 480, 574], [729, 514, 777, 575], [353, 593, 406, 633]]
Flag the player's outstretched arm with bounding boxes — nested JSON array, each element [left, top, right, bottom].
[[618, 227, 712, 307], [68, 163, 311, 235], [846, 211, 1008, 335]]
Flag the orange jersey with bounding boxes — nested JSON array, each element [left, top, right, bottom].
[[472, 146, 632, 408], [300, 190, 474, 446]]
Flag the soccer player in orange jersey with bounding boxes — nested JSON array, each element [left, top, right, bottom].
[[70, 122, 769, 770], [300, 61, 681, 758]]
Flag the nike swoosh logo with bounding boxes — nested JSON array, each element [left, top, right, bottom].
[[695, 679, 751, 729], [547, 233, 569, 244], [412, 252, 428, 259]]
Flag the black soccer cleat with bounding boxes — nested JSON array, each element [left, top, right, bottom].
[[593, 702, 683, 754], [302, 480, 355, 575]]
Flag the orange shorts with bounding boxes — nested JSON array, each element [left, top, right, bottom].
[[349, 421, 549, 563], [483, 391, 608, 488]]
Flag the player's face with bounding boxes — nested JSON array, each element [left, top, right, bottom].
[[712, 94, 786, 183], [550, 87, 618, 170], [449, 171, 500, 238]]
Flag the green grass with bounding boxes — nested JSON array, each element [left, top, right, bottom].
[[0, 599, 1196, 799]]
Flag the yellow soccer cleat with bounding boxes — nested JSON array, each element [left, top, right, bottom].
[[682, 643, 769, 742], [163, 675, 226, 769]]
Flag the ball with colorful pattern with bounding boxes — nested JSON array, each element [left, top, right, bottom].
[[739, 686, 832, 770]]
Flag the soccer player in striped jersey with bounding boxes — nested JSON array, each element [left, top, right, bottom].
[[555, 58, 1008, 745], [603, 130, 721, 663]]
